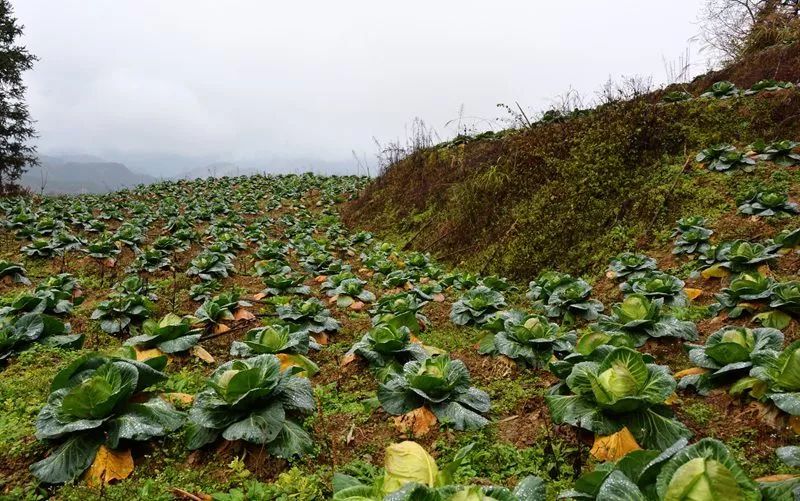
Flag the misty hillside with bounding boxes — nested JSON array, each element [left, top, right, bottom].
[[21, 156, 156, 194]]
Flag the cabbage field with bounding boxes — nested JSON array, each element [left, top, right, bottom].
[[1, 133, 800, 500]]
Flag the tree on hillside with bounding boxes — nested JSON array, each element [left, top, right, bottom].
[[700, 0, 800, 64], [0, 0, 36, 195]]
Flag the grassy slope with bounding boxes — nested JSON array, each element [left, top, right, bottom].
[[343, 43, 800, 280]]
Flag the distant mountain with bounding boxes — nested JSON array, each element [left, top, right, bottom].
[[22, 156, 157, 194]]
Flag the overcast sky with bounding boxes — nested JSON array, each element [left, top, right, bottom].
[[17, 0, 707, 175]]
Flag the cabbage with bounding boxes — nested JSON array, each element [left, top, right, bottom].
[[564, 438, 766, 500], [547, 347, 690, 450], [30, 353, 182, 484], [594, 363, 639, 402], [124, 313, 202, 354], [187, 354, 315, 455], [450, 286, 506, 326], [663, 457, 743, 500], [378, 356, 490, 430], [681, 326, 783, 396], [383, 441, 438, 493], [345, 317, 428, 373], [775, 344, 800, 391], [480, 313, 575, 368]]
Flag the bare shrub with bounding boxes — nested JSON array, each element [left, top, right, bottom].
[[698, 0, 799, 65]]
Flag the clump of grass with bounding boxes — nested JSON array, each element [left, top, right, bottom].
[[0, 346, 82, 459], [682, 401, 717, 427]]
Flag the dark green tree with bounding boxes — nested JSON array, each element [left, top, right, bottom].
[[0, 0, 36, 194]]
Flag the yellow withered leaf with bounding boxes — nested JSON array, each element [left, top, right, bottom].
[[212, 323, 231, 335], [737, 302, 763, 313], [134, 347, 163, 362], [233, 308, 255, 321], [684, 288, 703, 301], [393, 407, 438, 437], [161, 392, 194, 405], [421, 344, 446, 357], [664, 393, 680, 405], [673, 367, 709, 379], [85, 446, 134, 487], [756, 474, 799, 483], [701, 265, 729, 279], [757, 264, 772, 276], [789, 415, 800, 434], [341, 352, 357, 367], [590, 427, 642, 461], [275, 353, 302, 372], [192, 345, 215, 363]]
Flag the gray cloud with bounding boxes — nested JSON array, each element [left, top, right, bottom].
[[17, 0, 706, 175]]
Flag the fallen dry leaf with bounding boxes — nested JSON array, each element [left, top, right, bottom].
[[684, 288, 703, 301], [349, 301, 365, 311], [341, 353, 357, 367], [737, 302, 764, 313], [253, 292, 267, 301], [756, 474, 799, 483], [312, 332, 329, 346], [749, 401, 785, 430], [134, 347, 164, 362], [393, 407, 438, 437], [192, 345, 215, 363], [789, 415, 800, 434], [701, 265, 729, 279], [590, 427, 641, 461], [673, 367, 709, 379], [85, 446, 134, 487], [212, 323, 231, 335], [233, 308, 255, 321], [161, 392, 194, 405]]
